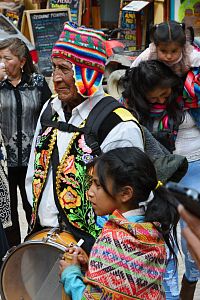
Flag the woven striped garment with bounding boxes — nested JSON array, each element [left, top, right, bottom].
[[82, 210, 167, 300]]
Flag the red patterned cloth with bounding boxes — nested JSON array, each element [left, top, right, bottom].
[[82, 210, 167, 300]]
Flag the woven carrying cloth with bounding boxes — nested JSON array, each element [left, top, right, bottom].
[[51, 22, 107, 98], [83, 210, 166, 300]]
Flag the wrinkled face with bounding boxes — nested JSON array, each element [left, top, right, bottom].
[[0, 48, 25, 80], [52, 57, 83, 108], [146, 86, 172, 104], [87, 166, 118, 216], [157, 42, 182, 65]]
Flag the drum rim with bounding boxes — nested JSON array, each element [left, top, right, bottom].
[[0, 240, 67, 299], [1, 239, 67, 265], [25, 227, 73, 241]]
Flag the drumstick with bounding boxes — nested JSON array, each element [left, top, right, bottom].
[[63, 239, 84, 261], [75, 238, 84, 248]]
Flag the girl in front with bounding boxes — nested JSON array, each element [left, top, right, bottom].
[[59, 147, 179, 300]]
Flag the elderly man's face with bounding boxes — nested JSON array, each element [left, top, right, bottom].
[[52, 57, 83, 109]]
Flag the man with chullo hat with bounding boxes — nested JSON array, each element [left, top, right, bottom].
[[25, 22, 144, 254]]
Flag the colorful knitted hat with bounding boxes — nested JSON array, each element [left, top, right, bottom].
[[183, 67, 200, 108], [52, 22, 107, 97]]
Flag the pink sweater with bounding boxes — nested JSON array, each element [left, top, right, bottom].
[[131, 42, 200, 77]]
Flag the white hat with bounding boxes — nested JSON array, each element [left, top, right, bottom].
[[107, 69, 126, 100]]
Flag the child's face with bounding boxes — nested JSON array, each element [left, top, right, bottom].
[[146, 86, 172, 104], [156, 42, 182, 66], [87, 166, 118, 216]]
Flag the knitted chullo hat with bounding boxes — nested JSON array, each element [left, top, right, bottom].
[[51, 22, 107, 98]]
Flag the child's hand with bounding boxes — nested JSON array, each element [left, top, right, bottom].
[[59, 247, 88, 277], [67, 246, 88, 266], [59, 248, 80, 277]]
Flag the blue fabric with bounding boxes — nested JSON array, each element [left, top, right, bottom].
[[179, 159, 200, 282], [189, 108, 200, 128], [127, 215, 145, 222], [61, 265, 86, 300], [162, 160, 200, 298], [97, 214, 145, 228], [96, 215, 108, 228], [163, 247, 179, 300]]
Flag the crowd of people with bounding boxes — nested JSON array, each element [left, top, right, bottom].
[[0, 19, 200, 300]]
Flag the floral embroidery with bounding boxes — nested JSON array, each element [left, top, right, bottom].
[[32, 113, 101, 238], [82, 153, 93, 164], [42, 126, 52, 136], [39, 150, 48, 169], [57, 131, 101, 237], [60, 186, 81, 209], [63, 155, 76, 175], [78, 134, 92, 153], [61, 175, 80, 188], [33, 178, 42, 199]]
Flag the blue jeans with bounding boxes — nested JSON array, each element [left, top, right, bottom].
[[163, 247, 179, 300], [178, 159, 200, 282]]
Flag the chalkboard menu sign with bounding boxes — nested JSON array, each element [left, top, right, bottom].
[[21, 8, 71, 76], [48, 0, 82, 24]]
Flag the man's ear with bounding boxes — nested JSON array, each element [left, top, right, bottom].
[[120, 186, 134, 203]]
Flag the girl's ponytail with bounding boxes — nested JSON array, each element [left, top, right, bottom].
[[145, 186, 180, 262], [149, 23, 158, 42], [180, 22, 186, 31], [187, 26, 194, 44]]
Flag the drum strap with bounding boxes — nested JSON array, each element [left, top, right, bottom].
[[51, 144, 95, 255]]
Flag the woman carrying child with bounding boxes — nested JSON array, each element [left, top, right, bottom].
[[131, 20, 200, 77], [59, 147, 179, 300], [123, 60, 200, 299]]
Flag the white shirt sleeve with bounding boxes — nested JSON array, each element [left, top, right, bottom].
[[101, 121, 144, 153], [131, 47, 151, 68], [190, 49, 200, 67]]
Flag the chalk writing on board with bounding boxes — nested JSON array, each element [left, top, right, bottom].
[[30, 10, 70, 75], [49, 0, 80, 23]]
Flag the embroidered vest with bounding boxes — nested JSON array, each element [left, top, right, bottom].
[[31, 109, 141, 239]]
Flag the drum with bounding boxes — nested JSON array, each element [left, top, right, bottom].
[[0, 228, 79, 300]]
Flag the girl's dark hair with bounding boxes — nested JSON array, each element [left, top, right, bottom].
[[90, 147, 179, 261], [122, 60, 184, 129], [0, 38, 37, 75], [150, 20, 194, 46]]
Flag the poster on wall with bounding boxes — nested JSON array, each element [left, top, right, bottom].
[[118, 0, 147, 50], [174, 0, 200, 36]]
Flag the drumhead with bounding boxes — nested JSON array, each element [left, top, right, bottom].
[[0, 241, 66, 300]]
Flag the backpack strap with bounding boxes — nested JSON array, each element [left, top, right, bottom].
[[40, 95, 144, 156], [84, 96, 123, 155], [40, 97, 85, 133], [84, 97, 144, 156]]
